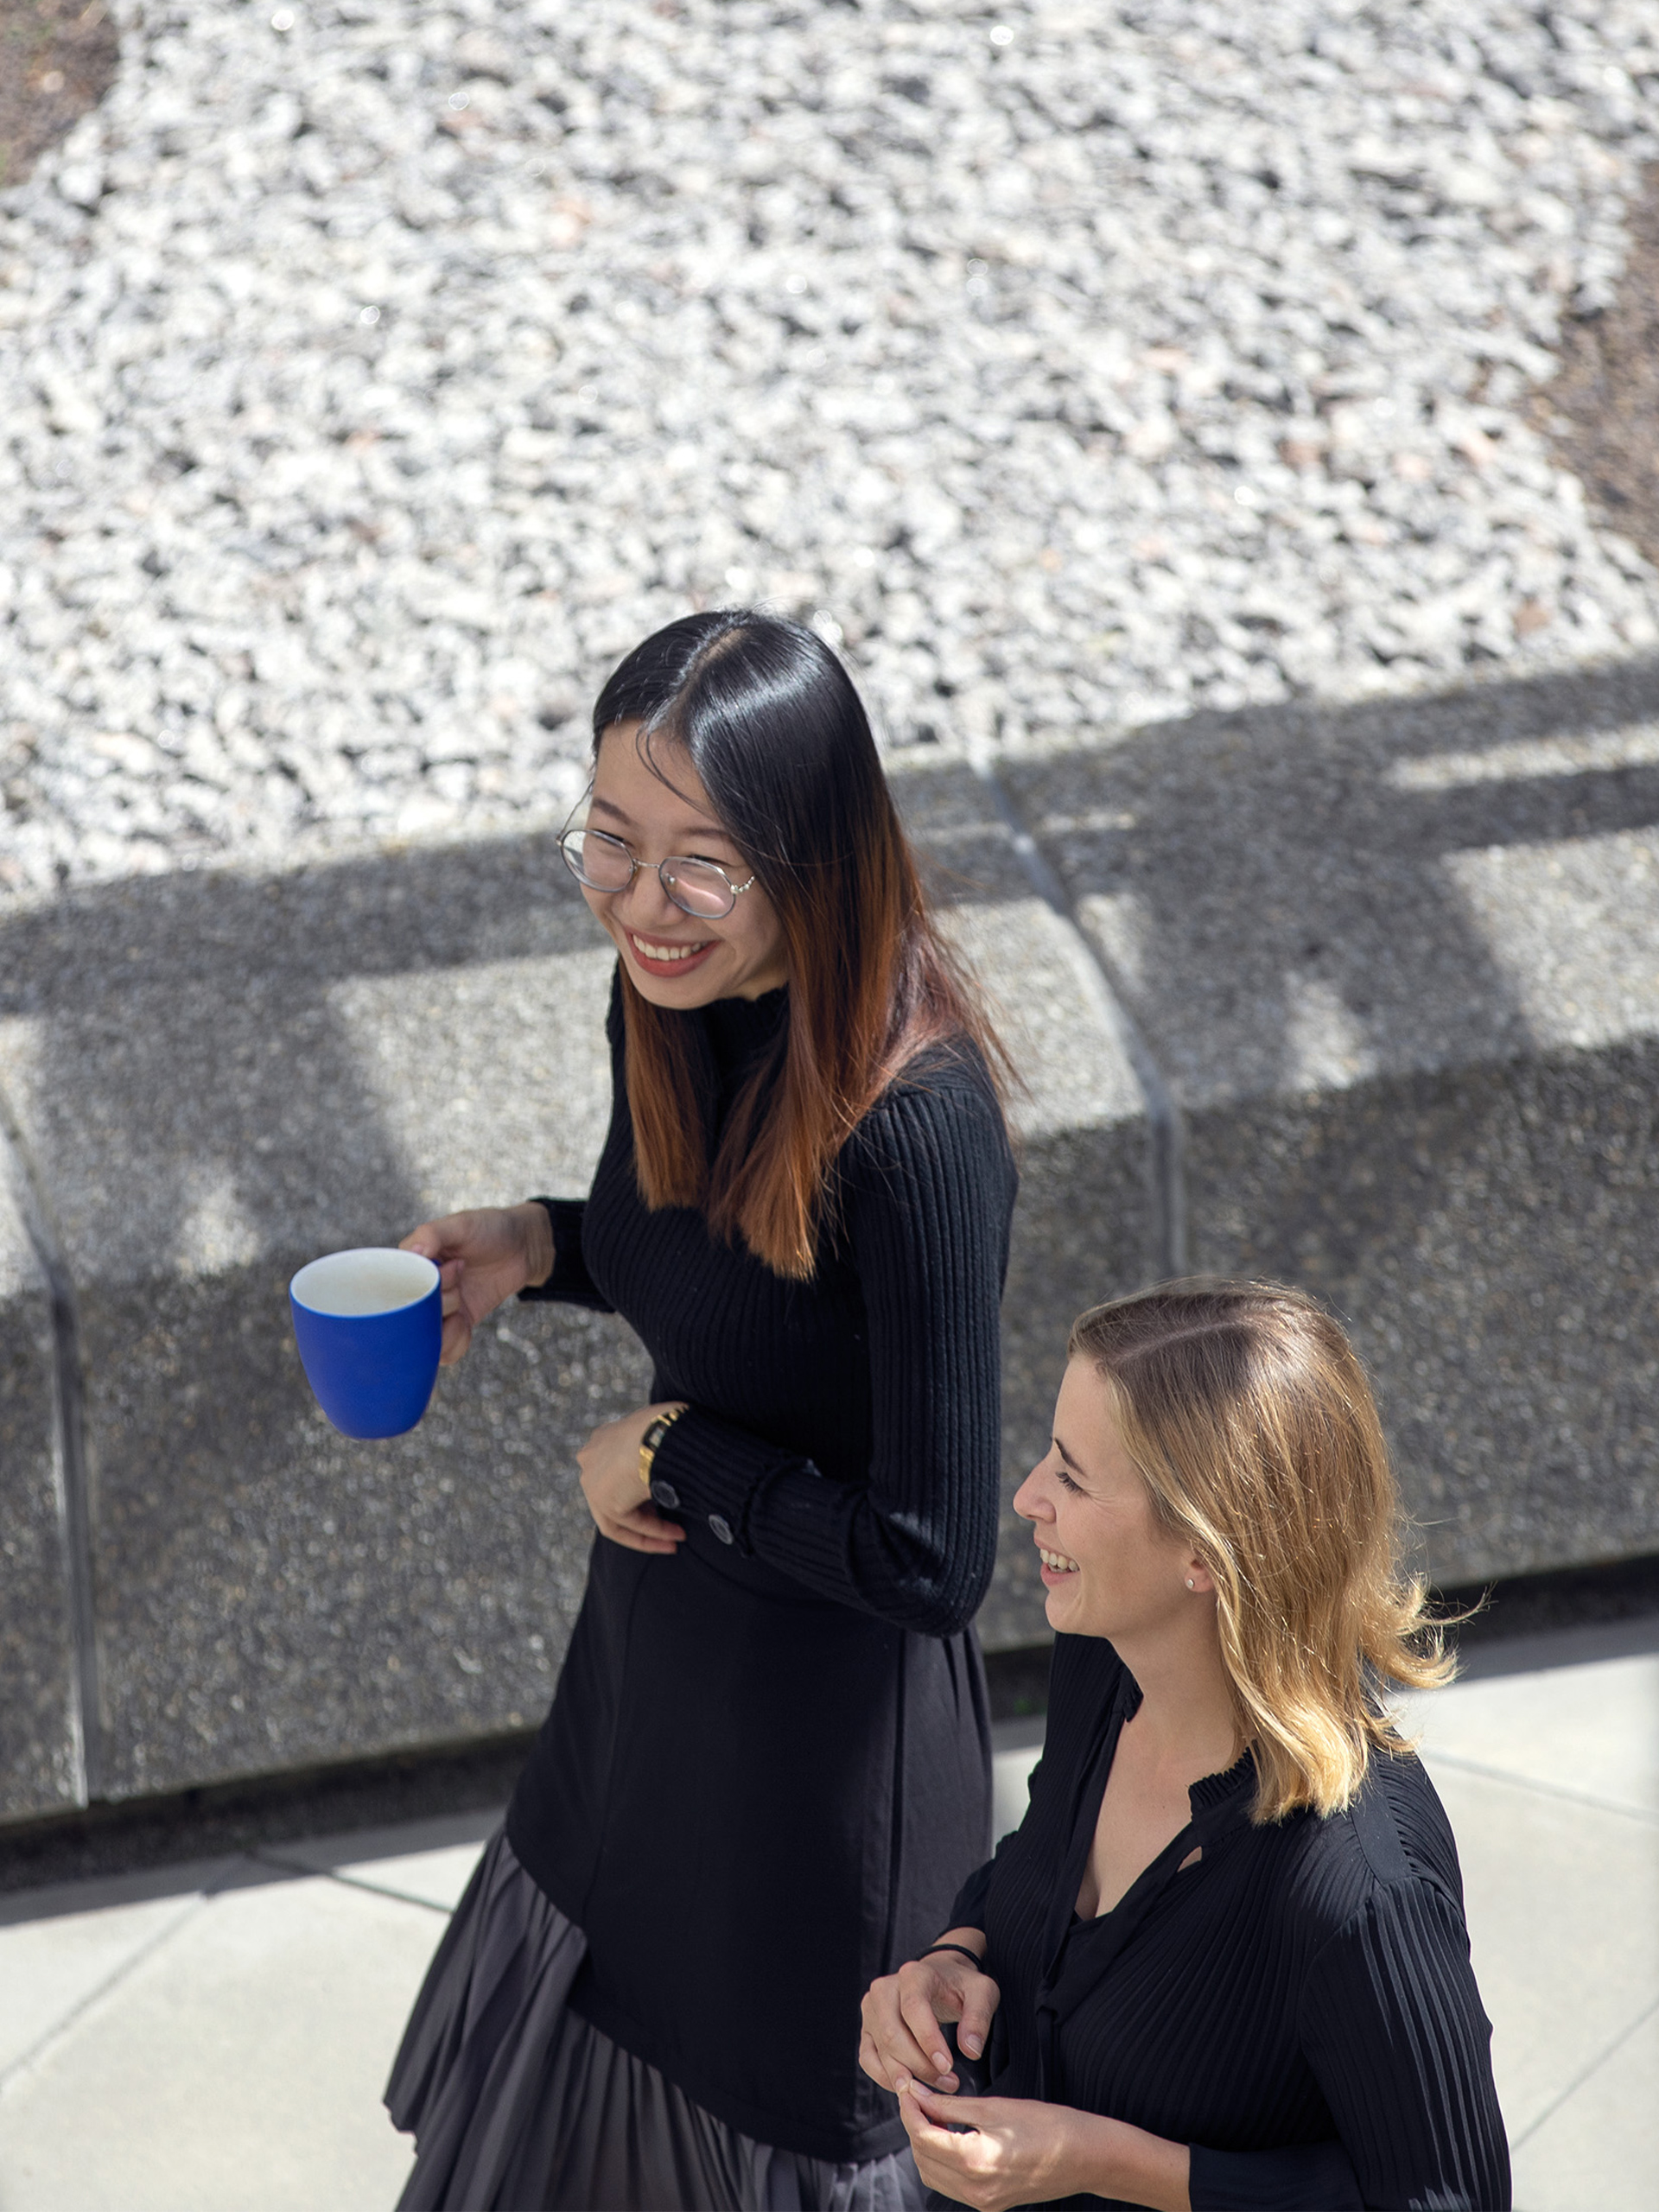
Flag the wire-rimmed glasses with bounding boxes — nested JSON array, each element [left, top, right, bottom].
[[559, 828, 757, 920]]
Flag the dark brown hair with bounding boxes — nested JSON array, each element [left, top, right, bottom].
[[591, 611, 1007, 1279]]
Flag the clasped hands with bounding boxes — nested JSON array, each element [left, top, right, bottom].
[[861, 1945, 1071, 2211], [400, 1205, 684, 1556], [860, 1945, 1188, 2212]]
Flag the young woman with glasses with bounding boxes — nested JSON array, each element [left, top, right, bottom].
[[386, 611, 1017, 2210], [860, 1282, 1509, 2212]]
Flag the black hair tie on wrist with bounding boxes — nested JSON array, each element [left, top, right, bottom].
[[918, 1942, 985, 1968]]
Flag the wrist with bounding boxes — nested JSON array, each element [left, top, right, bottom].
[[519, 1201, 555, 1289], [928, 1925, 986, 1961], [1062, 2112, 1191, 2212], [918, 1941, 985, 1970], [1054, 2112, 1127, 2204], [638, 1402, 687, 1489]]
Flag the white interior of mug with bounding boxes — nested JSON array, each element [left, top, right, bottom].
[[290, 1248, 439, 1318]]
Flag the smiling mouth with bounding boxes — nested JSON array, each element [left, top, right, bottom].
[[628, 932, 714, 963], [1038, 1546, 1079, 1573]]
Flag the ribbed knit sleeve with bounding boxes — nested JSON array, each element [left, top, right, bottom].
[[518, 1197, 616, 1313], [1189, 1877, 1510, 2211], [646, 1072, 1014, 1636], [946, 1854, 997, 1938], [1187, 2139, 1363, 2209], [1309, 1878, 1507, 2209]]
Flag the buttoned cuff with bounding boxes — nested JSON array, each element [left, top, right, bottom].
[[646, 1405, 815, 1553]]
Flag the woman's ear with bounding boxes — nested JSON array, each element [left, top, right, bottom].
[[1180, 1554, 1217, 1597]]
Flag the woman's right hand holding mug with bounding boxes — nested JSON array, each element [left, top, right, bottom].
[[860, 1931, 1001, 2095], [400, 1204, 554, 1366]]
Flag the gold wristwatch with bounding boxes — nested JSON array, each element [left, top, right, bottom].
[[639, 1405, 685, 1489]]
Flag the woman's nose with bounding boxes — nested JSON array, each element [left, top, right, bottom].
[[613, 861, 680, 928], [1012, 1468, 1052, 1522]]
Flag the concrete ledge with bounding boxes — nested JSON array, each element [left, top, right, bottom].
[[0, 1152, 79, 1821], [0, 848, 652, 1808], [1180, 1046, 1659, 1580], [80, 1276, 648, 1802], [1, 652, 1656, 1813], [1001, 653, 1659, 1588]]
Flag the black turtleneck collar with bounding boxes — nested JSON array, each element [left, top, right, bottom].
[[702, 986, 789, 1077]]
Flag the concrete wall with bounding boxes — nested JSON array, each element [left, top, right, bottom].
[[999, 656, 1659, 1585], [0, 1152, 83, 1822], [2, 655, 1656, 1818]]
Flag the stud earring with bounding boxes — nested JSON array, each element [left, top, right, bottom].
[[1185, 1578, 1195, 1589]]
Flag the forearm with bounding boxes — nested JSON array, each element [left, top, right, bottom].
[[1062, 2113, 1192, 2212], [647, 1406, 997, 1631], [666, 1072, 1009, 1626]]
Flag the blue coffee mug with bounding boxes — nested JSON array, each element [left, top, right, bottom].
[[289, 1248, 442, 1440]]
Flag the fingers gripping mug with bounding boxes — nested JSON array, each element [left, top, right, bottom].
[[289, 1249, 442, 1439]]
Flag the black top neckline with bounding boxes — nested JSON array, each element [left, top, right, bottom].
[[1083, 1662, 1255, 1821], [1189, 1750, 1256, 1813], [1051, 1664, 1255, 1953], [1065, 1743, 1255, 1936], [702, 985, 788, 1067]]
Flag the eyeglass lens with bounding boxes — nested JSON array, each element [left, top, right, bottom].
[[561, 830, 739, 918]]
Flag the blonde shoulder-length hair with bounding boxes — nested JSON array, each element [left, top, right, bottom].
[[1068, 1278, 1455, 1825]]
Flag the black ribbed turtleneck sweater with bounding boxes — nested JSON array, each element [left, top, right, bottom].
[[505, 976, 1018, 2164]]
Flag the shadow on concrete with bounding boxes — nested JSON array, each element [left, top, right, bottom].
[[0, 830, 596, 1283], [0, 655, 1656, 1815], [0, 838, 645, 1811], [1010, 653, 1659, 1105], [1001, 654, 1659, 1587]]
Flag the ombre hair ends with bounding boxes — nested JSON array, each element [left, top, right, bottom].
[[1068, 1280, 1456, 1823], [590, 611, 1007, 1280]]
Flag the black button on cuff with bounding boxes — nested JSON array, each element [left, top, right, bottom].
[[650, 1480, 679, 1510], [708, 1513, 734, 1545]]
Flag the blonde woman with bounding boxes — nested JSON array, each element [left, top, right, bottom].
[[861, 1281, 1509, 2212]]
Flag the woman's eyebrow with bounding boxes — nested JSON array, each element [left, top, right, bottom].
[[589, 793, 738, 846], [1052, 1432, 1086, 1474]]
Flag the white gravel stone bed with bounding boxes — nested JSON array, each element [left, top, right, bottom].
[[3, 0, 1659, 894]]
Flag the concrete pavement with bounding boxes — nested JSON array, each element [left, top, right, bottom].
[[1, 1621, 1655, 2212]]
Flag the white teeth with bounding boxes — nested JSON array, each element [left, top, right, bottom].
[[1039, 1548, 1078, 1573], [631, 935, 706, 962]]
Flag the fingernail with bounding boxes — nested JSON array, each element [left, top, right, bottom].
[[933, 2050, 950, 2072], [961, 2033, 982, 2054]]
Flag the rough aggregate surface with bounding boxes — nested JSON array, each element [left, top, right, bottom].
[[3, 0, 1659, 895]]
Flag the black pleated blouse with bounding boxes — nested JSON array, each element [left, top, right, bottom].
[[506, 976, 1018, 2163], [947, 1636, 1510, 2212]]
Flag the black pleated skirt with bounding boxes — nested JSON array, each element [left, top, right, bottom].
[[386, 1826, 926, 2212]]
